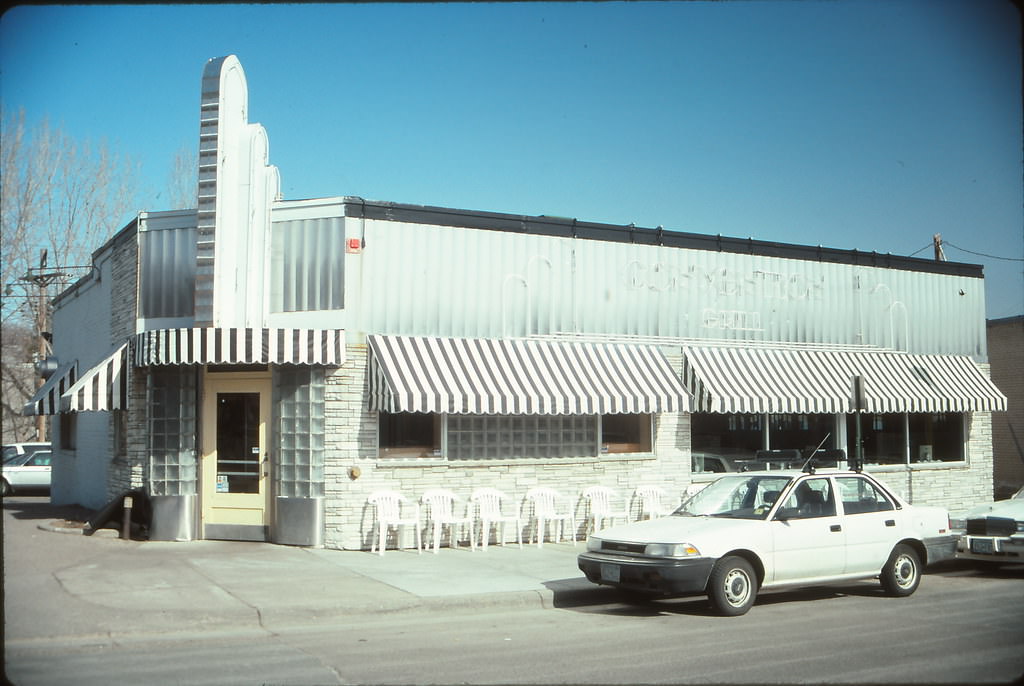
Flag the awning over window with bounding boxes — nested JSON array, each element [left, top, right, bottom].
[[368, 335, 689, 415], [134, 327, 345, 366], [682, 346, 1007, 414], [60, 343, 129, 412], [22, 363, 77, 416]]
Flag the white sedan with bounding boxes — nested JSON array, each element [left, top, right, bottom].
[[2, 450, 52, 496], [578, 469, 955, 615], [951, 486, 1024, 564]]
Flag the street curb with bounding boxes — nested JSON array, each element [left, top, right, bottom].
[[38, 521, 119, 537]]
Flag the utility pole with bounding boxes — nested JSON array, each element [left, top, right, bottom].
[[16, 250, 68, 441], [933, 233, 947, 261]]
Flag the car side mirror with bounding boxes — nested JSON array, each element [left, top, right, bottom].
[[775, 507, 800, 521]]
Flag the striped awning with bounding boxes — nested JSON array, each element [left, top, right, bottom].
[[368, 335, 689, 415], [682, 346, 1008, 414], [61, 343, 129, 412], [22, 363, 77, 416], [134, 327, 345, 366]]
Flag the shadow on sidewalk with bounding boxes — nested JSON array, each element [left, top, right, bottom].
[[3, 495, 95, 522]]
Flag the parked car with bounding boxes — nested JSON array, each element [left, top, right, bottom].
[[950, 486, 1024, 564], [2, 441, 50, 464], [578, 468, 955, 615], [2, 449, 53, 496]]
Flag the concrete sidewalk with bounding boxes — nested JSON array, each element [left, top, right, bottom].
[[5, 498, 608, 643]]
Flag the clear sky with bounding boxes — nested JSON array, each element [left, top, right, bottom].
[[3, 1, 1022, 318]]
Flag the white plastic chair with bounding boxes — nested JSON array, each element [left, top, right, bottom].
[[421, 489, 475, 553], [367, 490, 422, 556], [524, 487, 577, 548], [633, 485, 673, 520], [582, 486, 631, 533], [471, 488, 523, 549]]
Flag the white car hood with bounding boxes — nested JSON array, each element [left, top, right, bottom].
[[957, 496, 1024, 521], [592, 514, 761, 545]]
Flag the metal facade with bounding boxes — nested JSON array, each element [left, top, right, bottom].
[[350, 217, 989, 359]]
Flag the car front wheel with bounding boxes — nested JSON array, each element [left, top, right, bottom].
[[880, 543, 921, 597], [707, 555, 757, 616]]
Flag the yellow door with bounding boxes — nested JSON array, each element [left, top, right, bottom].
[[201, 372, 271, 541]]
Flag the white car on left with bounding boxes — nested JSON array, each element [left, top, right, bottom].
[[951, 486, 1024, 564], [2, 448, 53, 496]]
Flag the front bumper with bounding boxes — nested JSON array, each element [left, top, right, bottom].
[[923, 534, 958, 565], [954, 533, 1024, 563], [577, 551, 716, 595]]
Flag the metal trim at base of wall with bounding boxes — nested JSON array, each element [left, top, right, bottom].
[[205, 523, 269, 542], [272, 496, 324, 547], [150, 495, 198, 541]]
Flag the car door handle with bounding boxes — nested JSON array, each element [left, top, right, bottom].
[[885, 520, 896, 527], [830, 525, 842, 532]]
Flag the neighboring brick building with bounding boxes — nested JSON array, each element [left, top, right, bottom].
[[25, 55, 1007, 548], [988, 316, 1023, 499]]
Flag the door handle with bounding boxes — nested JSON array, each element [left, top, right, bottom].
[[885, 519, 896, 527], [830, 525, 842, 532]]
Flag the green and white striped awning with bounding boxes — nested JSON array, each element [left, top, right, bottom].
[[682, 346, 1007, 414]]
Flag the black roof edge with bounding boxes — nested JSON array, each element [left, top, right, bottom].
[[342, 197, 985, 279]]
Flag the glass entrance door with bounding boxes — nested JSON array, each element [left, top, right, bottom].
[[201, 374, 271, 541]]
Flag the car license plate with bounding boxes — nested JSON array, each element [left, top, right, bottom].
[[600, 563, 621, 583], [970, 538, 995, 554]]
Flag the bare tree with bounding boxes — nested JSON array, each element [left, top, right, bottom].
[[166, 144, 198, 210], [1, 108, 138, 441]]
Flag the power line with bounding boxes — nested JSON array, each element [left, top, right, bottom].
[[943, 240, 1024, 262], [907, 243, 932, 257]]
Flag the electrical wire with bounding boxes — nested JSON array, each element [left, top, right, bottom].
[[943, 240, 1024, 262], [907, 243, 932, 257]]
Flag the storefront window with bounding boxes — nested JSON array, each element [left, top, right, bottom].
[[846, 412, 966, 465], [601, 414, 652, 454], [691, 413, 762, 461], [846, 413, 905, 465], [379, 412, 440, 457], [768, 413, 834, 452], [909, 412, 965, 463]]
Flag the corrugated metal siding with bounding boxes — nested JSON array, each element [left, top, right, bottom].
[[351, 218, 988, 358], [138, 225, 197, 319]]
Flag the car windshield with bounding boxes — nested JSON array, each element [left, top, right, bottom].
[[674, 475, 794, 520]]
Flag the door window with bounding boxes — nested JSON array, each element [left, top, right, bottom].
[[216, 392, 261, 493]]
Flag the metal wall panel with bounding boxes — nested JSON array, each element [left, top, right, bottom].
[[351, 218, 988, 359], [138, 223, 197, 319]]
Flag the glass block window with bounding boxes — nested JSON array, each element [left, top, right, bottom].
[[270, 217, 345, 312], [147, 368, 198, 496], [447, 414, 597, 460], [139, 226, 196, 318], [275, 366, 326, 497]]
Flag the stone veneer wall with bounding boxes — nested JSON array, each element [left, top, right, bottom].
[[322, 344, 692, 551], [105, 231, 147, 500]]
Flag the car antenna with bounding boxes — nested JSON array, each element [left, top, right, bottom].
[[800, 433, 831, 474]]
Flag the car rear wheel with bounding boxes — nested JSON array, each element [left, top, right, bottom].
[[707, 555, 757, 616], [880, 543, 921, 597]]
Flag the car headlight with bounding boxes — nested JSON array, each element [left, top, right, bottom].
[[1017, 521, 1024, 533], [644, 542, 700, 558], [586, 536, 603, 552]]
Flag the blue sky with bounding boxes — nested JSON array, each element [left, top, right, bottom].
[[3, 1, 1021, 318]]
